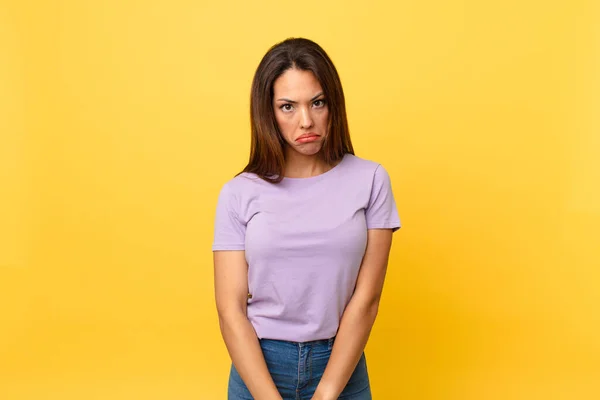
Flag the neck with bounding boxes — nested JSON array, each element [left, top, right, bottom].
[[283, 149, 330, 178]]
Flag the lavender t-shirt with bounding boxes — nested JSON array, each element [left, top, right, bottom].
[[212, 153, 401, 342]]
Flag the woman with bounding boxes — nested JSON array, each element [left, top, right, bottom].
[[212, 37, 401, 400]]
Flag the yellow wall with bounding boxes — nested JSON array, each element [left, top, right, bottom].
[[1, 1, 598, 398]]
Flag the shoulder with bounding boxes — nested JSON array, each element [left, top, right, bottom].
[[338, 154, 396, 198], [341, 153, 390, 179], [218, 172, 268, 199]]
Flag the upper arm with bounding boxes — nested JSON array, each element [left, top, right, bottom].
[[353, 164, 401, 307], [365, 164, 401, 231], [214, 250, 249, 317], [212, 182, 249, 316]]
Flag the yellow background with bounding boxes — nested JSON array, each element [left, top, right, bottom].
[[1, 0, 599, 398]]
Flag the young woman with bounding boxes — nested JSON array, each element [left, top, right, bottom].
[[212, 37, 401, 400]]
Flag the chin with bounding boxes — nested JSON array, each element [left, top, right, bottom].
[[296, 144, 322, 156]]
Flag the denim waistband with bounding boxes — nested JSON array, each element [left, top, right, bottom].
[[259, 335, 336, 347]]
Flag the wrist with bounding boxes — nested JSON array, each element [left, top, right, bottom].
[[312, 394, 336, 400], [312, 385, 338, 400]]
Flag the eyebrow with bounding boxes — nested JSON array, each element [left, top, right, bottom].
[[276, 92, 324, 103]]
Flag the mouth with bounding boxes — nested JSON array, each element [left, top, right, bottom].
[[296, 133, 320, 143]]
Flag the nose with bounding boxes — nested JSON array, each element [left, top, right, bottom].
[[299, 107, 314, 129]]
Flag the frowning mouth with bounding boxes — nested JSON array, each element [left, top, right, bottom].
[[296, 133, 320, 143]]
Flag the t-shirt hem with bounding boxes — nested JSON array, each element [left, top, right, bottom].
[[254, 329, 338, 343], [212, 244, 245, 251], [367, 221, 402, 231]]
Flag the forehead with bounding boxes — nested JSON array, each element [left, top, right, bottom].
[[273, 68, 322, 96]]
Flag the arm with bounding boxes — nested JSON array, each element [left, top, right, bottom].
[[214, 250, 282, 400], [312, 228, 394, 400]]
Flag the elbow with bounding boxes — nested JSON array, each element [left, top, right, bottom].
[[353, 294, 380, 323], [216, 305, 247, 332], [366, 299, 380, 322]]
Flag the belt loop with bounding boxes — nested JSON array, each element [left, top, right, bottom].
[[328, 336, 335, 350]]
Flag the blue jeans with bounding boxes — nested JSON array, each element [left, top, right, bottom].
[[228, 336, 372, 399]]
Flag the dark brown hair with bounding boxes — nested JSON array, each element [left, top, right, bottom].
[[240, 37, 354, 183]]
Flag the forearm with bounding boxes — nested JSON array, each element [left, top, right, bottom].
[[219, 312, 282, 400], [312, 298, 379, 400]]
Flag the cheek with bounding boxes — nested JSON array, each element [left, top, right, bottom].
[[275, 113, 294, 136], [318, 110, 329, 125], [280, 113, 295, 125], [274, 112, 285, 127]]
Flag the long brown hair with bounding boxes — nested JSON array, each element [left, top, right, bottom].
[[240, 37, 354, 183]]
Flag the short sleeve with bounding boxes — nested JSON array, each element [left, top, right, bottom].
[[365, 164, 401, 232], [212, 183, 246, 251]]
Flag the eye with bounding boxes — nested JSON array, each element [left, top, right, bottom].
[[280, 104, 293, 112], [313, 99, 326, 108]]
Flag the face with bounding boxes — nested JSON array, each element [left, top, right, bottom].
[[272, 68, 329, 157]]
